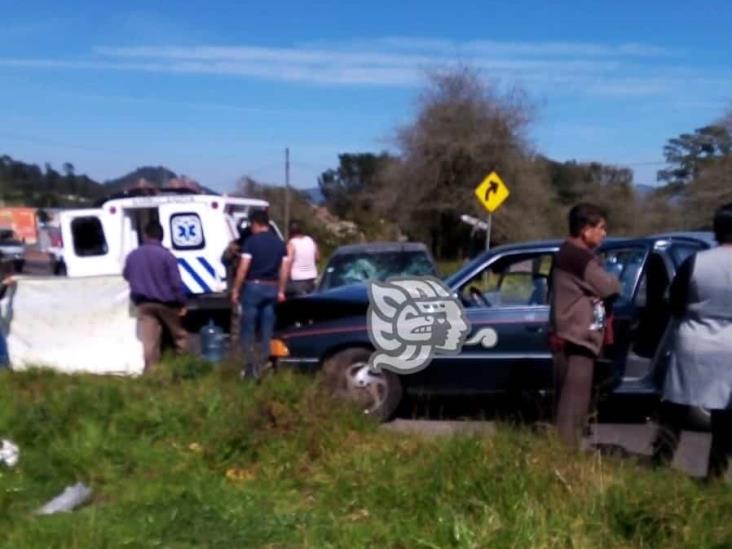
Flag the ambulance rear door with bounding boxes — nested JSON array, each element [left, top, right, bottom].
[[159, 202, 228, 296], [59, 209, 121, 277]]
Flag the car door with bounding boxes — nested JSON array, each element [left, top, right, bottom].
[[414, 248, 557, 394], [597, 240, 655, 390], [59, 209, 120, 277], [643, 237, 712, 389], [590, 236, 712, 394]]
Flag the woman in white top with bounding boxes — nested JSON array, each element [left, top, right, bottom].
[[286, 220, 319, 297]]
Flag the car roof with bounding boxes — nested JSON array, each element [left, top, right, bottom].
[[444, 233, 713, 288], [467, 232, 713, 257], [330, 241, 431, 255], [649, 231, 716, 246]]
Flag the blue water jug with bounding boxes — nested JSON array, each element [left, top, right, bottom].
[[199, 320, 226, 363]]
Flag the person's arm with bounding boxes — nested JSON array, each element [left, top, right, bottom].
[[122, 255, 130, 281], [286, 240, 296, 267], [584, 258, 621, 299], [669, 255, 695, 317], [278, 242, 291, 302], [0, 276, 15, 300], [221, 240, 240, 267], [314, 240, 320, 263], [231, 255, 251, 304]]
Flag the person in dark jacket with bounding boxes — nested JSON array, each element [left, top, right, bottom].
[[550, 203, 621, 446], [123, 221, 188, 372], [652, 202, 732, 480]]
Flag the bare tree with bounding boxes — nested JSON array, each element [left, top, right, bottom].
[[376, 66, 560, 258]]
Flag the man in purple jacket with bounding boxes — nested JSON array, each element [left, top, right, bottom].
[[123, 221, 188, 371]]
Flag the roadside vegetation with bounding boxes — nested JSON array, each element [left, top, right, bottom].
[[1, 359, 731, 548]]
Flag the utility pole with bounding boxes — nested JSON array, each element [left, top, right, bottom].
[[284, 147, 291, 239]]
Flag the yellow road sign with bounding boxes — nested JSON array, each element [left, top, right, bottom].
[[474, 171, 509, 213]]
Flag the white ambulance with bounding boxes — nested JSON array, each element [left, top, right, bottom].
[[58, 190, 280, 307]]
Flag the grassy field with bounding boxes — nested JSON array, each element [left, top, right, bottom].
[[1, 359, 731, 548]]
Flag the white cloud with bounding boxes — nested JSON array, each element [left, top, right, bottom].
[[0, 37, 727, 97]]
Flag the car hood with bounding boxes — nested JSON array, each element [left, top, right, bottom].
[[277, 283, 370, 327]]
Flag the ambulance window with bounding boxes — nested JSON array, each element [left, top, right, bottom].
[[170, 213, 205, 250], [71, 217, 108, 256]]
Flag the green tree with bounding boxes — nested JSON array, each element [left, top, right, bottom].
[[657, 124, 732, 189], [318, 153, 392, 219]]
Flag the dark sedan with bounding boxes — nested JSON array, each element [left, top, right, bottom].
[[274, 232, 715, 419]]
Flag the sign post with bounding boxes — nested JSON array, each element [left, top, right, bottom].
[[485, 213, 492, 253], [473, 171, 510, 251]]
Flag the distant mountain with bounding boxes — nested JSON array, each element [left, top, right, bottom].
[[103, 166, 217, 195], [634, 184, 656, 197], [301, 187, 324, 204], [104, 166, 177, 193]]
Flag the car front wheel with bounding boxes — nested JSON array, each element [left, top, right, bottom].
[[321, 347, 402, 421]]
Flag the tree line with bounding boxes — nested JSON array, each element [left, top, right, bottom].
[[0, 157, 106, 207], [0, 160, 195, 208]]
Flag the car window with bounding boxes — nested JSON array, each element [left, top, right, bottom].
[[0, 230, 21, 244], [460, 252, 554, 307], [71, 216, 108, 257], [668, 241, 707, 268], [170, 212, 205, 250], [599, 247, 647, 306], [320, 250, 436, 290]]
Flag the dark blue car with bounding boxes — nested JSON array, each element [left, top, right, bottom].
[[274, 232, 715, 420]]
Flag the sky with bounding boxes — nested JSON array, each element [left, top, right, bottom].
[[1, 0, 731, 192]]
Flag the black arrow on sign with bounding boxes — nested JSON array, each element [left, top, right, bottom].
[[484, 180, 499, 201]]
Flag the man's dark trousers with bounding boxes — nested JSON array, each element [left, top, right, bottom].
[[554, 342, 596, 447], [137, 302, 188, 372]]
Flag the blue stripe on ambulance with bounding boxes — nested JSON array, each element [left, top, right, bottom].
[[177, 258, 212, 294], [197, 257, 217, 279], [177, 256, 227, 294]]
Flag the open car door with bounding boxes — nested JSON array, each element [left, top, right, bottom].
[[59, 209, 120, 277]]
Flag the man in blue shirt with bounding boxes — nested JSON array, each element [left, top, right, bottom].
[[231, 210, 289, 379], [123, 221, 188, 372]]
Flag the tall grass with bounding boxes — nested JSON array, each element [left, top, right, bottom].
[[1, 358, 731, 548]]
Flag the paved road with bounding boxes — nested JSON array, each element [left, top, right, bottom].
[[384, 419, 711, 477]]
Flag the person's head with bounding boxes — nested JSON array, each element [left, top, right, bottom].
[[144, 221, 164, 242], [289, 219, 303, 237], [713, 202, 732, 244], [248, 209, 270, 233], [568, 203, 607, 249]]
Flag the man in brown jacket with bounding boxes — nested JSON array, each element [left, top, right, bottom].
[[550, 203, 621, 446]]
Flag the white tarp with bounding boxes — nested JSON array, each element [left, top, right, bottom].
[[0, 275, 144, 375]]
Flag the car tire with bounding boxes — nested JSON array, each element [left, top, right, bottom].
[[321, 347, 402, 421]]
